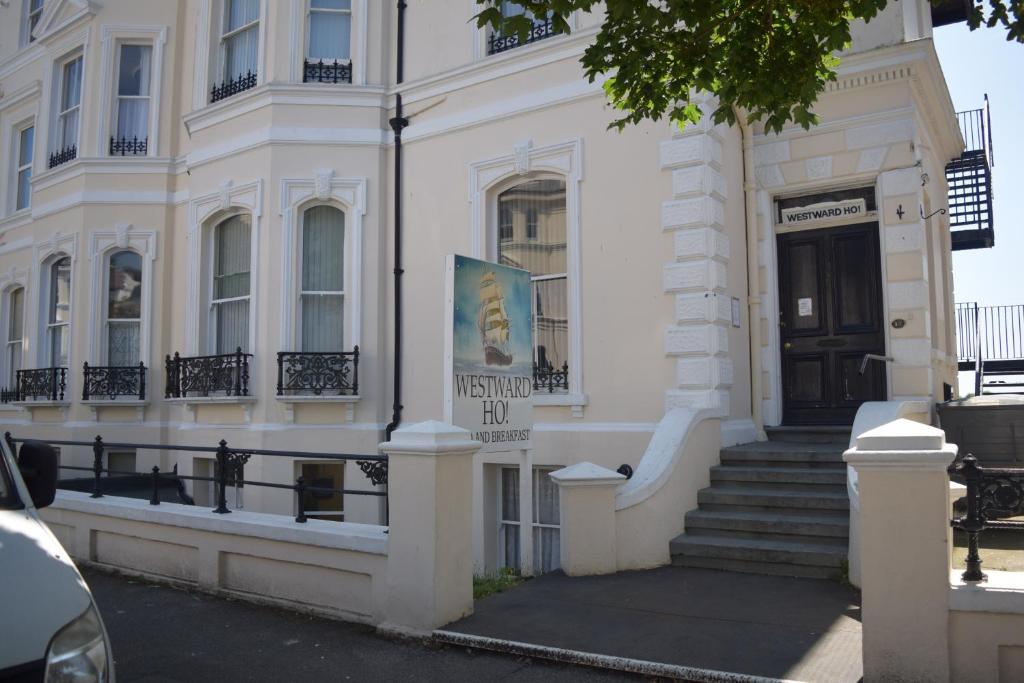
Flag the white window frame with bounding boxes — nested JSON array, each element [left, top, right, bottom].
[[21, 0, 44, 47], [12, 119, 35, 213], [287, 0, 366, 84], [87, 226, 157, 375], [471, 2, 579, 61], [297, 204, 346, 352], [219, 0, 261, 83], [207, 211, 253, 355], [53, 51, 84, 155], [497, 465, 521, 571], [192, 0, 268, 110], [531, 466, 561, 574], [96, 26, 167, 158], [102, 250, 143, 366], [497, 465, 562, 574], [31, 234, 77, 377], [2, 286, 26, 391], [306, 0, 352, 61], [470, 139, 585, 415], [45, 255, 72, 368]]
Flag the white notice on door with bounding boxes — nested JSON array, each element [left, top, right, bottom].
[[798, 298, 813, 317]]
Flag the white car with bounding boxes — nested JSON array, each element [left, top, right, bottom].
[[0, 439, 114, 682]]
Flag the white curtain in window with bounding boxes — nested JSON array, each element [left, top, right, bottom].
[[301, 205, 344, 352], [308, 0, 351, 60], [7, 288, 23, 386], [49, 257, 72, 367], [532, 469, 561, 574], [59, 58, 83, 148], [213, 215, 251, 354], [116, 45, 152, 141], [16, 126, 33, 211], [223, 0, 259, 81], [500, 467, 520, 569], [107, 251, 143, 366]]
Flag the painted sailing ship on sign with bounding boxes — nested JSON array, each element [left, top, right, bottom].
[[478, 271, 513, 366]]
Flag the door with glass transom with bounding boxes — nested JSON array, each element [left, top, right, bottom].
[[777, 222, 887, 425]]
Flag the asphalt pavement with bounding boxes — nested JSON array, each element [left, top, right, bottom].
[[82, 566, 637, 682]]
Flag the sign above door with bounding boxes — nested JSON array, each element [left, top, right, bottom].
[[779, 198, 868, 228]]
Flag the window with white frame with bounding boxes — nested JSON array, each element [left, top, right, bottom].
[[496, 178, 568, 382], [498, 466, 561, 574], [22, 0, 43, 46], [307, 0, 351, 60], [221, 0, 259, 83], [488, 0, 555, 55], [105, 250, 142, 366], [4, 288, 24, 390], [210, 214, 251, 354], [14, 124, 34, 211], [299, 205, 344, 352], [55, 55, 83, 155], [47, 256, 72, 367], [111, 44, 152, 154]]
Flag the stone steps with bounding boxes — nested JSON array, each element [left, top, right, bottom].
[[671, 434, 851, 579]]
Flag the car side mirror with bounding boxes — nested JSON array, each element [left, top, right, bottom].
[[17, 440, 58, 509]]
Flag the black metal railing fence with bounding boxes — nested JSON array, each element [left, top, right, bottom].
[[533, 361, 569, 393], [166, 348, 251, 398], [277, 348, 359, 396], [210, 71, 257, 103], [487, 17, 556, 54], [302, 58, 352, 83], [5, 433, 388, 524], [950, 454, 1024, 582], [955, 302, 1024, 364], [109, 135, 148, 156], [17, 367, 67, 401], [82, 362, 146, 400]]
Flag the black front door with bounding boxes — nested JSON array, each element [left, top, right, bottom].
[[778, 223, 887, 425]]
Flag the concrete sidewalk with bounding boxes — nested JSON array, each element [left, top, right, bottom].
[[438, 566, 863, 683]]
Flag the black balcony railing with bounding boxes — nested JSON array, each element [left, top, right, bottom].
[[109, 135, 148, 156], [17, 367, 67, 401], [277, 348, 359, 396], [4, 433, 388, 523], [949, 454, 1024, 582], [303, 58, 353, 84], [210, 70, 257, 103], [533, 361, 569, 393], [947, 96, 995, 250], [48, 145, 77, 169], [165, 348, 251, 398], [0, 387, 20, 403], [488, 17, 556, 55], [82, 362, 147, 401]]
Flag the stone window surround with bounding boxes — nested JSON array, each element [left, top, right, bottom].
[[469, 137, 586, 415], [287, 0, 368, 84], [0, 81, 40, 218], [94, 25, 168, 158], [40, 27, 90, 161], [0, 268, 30, 392], [192, 0, 270, 111]]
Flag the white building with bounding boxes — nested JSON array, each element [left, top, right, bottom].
[[0, 0, 985, 578]]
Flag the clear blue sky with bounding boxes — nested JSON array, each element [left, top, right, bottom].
[[934, 24, 1024, 307]]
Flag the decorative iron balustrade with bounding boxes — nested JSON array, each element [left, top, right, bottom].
[[303, 58, 353, 83], [210, 70, 257, 103], [48, 145, 77, 169], [17, 367, 67, 401], [5, 432, 388, 524], [950, 454, 1024, 582], [0, 387, 19, 403], [276, 348, 359, 396], [165, 348, 251, 398], [488, 17, 556, 55], [109, 135, 148, 156], [82, 362, 146, 400], [533, 361, 569, 393]]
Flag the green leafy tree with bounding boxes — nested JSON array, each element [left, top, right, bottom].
[[475, 1, 1023, 133]]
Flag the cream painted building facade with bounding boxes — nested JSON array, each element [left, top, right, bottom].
[[0, 0, 965, 576]]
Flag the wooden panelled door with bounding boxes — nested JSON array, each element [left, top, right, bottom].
[[777, 223, 887, 425]]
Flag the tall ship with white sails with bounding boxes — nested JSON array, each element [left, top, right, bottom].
[[478, 271, 513, 366]]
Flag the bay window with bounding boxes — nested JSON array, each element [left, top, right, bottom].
[[14, 124, 33, 211], [300, 205, 345, 351], [5, 288, 24, 389], [111, 45, 152, 155], [48, 257, 72, 367], [221, 0, 259, 84], [211, 215, 251, 354], [106, 251, 142, 366], [496, 178, 568, 387], [55, 55, 83, 159]]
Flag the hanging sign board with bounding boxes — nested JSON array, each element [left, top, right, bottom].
[[779, 198, 867, 228], [444, 254, 534, 452]]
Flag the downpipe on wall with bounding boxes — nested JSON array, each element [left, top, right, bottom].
[[738, 111, 767, 441]]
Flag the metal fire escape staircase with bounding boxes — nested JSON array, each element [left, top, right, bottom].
[[947, 96, 995, 250]]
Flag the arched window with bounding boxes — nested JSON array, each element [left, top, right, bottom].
[[211, 214, 251, 353], [47, 257, 72, 367], [106, 250, 143, 366], [496, 178, 567, 375], [5, 287, 24, 388], [299, 205, 345, 351]]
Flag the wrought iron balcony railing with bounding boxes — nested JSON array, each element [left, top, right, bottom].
[[48, 145, 77, 169], [0, 387, 20, 404], [17, 367, 67, 401], [488, 17, 556, 55], [82, 362, 147, 401], [303, 58, 353, 84], [165, 348, 251, 398], [210, 70, 257, 103], [276, 348, 359, 396], [109, 135, 148, 156], [533, 361, 569, 393], [949, 455, 1024, 582]]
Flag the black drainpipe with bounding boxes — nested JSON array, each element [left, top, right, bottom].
[[385, 0, 408, 441]]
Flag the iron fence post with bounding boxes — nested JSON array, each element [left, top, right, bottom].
[[214, 439, 231, 514], [352, 345, 359, 395], [959, 455, 988, 582], [295, 476, 307, 523], [233, 347, 243, 397], [91, 436, 105, 498], [150, 466, 161, 505], [276, 353, 284, 396], [138, 361, 146, 400], [82, 362, 90, 401]]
